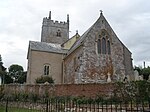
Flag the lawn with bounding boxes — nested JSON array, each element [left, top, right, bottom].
[[0, 106, 40, 112]]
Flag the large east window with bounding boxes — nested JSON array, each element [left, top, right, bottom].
[[96, 30, 111, 55]]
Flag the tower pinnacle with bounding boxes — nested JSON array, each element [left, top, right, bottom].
[[49, 11, 51, 19], [67, 14, 69, 30]]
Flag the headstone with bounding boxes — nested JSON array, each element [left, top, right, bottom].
[[107, 72, 111, 83], [134, 70, 139, 81]]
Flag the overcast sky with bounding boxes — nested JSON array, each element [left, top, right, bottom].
[[0, 0, 150, 71]]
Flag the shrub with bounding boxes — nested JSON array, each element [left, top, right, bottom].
[[35, 76, 54, 84], [29, 93, 39, 102], [113, 80, 150, 101]]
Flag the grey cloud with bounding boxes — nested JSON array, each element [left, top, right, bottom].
[[1, 0, 150, 69]]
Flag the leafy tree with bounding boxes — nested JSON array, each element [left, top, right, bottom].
[[17, 71, 27, 84], [8, 64, 24, 83], [142, 67, 150, 80], [0, 55, 13, 84], [0, 55, 6, 84], [3, 73, 13, 84], [0, 55, 3, 66]]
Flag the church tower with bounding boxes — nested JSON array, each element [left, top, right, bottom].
[[41, 11, 69, 44]]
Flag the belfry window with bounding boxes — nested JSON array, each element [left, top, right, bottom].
[[97, 39, 101, 54], [56, 29, 61, 37], [102, 38, 106, 54], [44, 65, 50, 75]]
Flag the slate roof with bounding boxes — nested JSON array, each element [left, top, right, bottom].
[[29, 41, 68, 54]]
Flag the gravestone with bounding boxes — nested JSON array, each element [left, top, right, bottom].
[[134, 70, 139, 81], [107, 72, 111, 83]]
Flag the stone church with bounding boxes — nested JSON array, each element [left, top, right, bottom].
[[27, 11, 134, 84]]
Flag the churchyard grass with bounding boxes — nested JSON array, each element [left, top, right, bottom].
[[0, 106, 40, 112]]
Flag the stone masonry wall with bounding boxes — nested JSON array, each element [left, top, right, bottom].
[[3, 83, 115, 98], [82, 15, 126, 82], [64, 46, 83, 83], [64, 15, 127, 84], [27, 50, 63, 84]]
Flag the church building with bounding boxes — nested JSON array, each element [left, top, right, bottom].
[[27, 11, 134, 84]]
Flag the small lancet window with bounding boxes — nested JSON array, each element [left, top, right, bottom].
[[56, 29, 61, 37], [44, 65, 50, 75], [97, 39, 101, 54], [102, 38, 106, 54], [107, 40, 111, 54]]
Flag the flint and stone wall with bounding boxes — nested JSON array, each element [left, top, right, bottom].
[[63, 15, 133, 84]]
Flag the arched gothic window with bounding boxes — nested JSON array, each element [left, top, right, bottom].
[[97, 39, 101, 54], [96, 30, 111, 55], [107, 40, 111, 54], [102, 38, 106, 54]]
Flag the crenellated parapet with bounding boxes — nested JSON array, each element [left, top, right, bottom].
[[41, 11, 69, 44], [42, 18, 68, 28]]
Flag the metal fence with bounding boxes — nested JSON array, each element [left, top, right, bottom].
[[0, 97, 150, 112]]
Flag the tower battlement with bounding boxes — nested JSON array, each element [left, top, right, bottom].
[[43, 17, 68, 28], [41, 11, 69, 44]]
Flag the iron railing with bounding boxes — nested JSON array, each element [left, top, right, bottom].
[[0, 98, 150, 112]]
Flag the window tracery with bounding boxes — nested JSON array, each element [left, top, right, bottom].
[[96, 30, 111, 55]]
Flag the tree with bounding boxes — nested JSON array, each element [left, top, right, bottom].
[[0, 55, 13, 84], [142, 67, 150, 80], [8, 64, 24, 83], [17, 71, 27, 84], [0, 55, 3, 66], [0, 55, 6, 84]]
